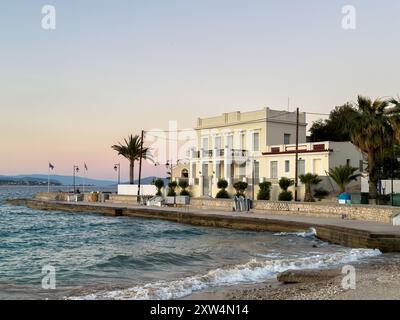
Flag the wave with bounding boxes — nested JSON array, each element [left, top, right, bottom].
[[69, 248, 381, 300], [274, 227, 317, 238]]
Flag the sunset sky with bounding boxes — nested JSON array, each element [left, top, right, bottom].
[[1, 0, 399, 180]]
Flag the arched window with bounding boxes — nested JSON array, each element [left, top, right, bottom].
[[181, 169, 189, 178]]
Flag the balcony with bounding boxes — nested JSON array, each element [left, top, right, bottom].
[[190, 149, 248, 159]]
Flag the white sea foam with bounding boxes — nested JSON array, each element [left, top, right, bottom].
[[274, 227, 317, 238], [69, 248, 381, 300]]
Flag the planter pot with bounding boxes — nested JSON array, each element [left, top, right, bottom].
[[176, 196, 190, 205], [165, 196, 176, 205]]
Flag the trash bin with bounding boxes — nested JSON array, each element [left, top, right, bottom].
[[338, 192, 351, 204], [391, 194, 400, 206], [360, 193, 369, 204]]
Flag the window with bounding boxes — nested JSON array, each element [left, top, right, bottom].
[[239, 163, 246, 178], [253, 132, 260, 152], [313, 159, 322, 174], [285, 160, 290, 173], [298, 159, 305, 176], [215, 136, 222, 149], [284, 134, 291, 145], [270, 161, 278, 179], [215, 162, 221, 179], [202, 137, 209, 150], [346, 159, 351, 166], [254, 161, 260, 184], [241, 133, 246, 149], [192, 163, 196, 179], [226, 135, 234, 149]]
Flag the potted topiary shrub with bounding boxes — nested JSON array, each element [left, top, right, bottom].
[[153, 178, 165, 196], [165, 181, 178, 205], [233, 181, 248, 197], [178, 180, 190, 196], [257, 181, 272, 200], [216, 179, 230, 199], [278, 177, 294, 201], [176, 180, 190, 205]]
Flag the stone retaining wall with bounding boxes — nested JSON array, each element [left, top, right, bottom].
[[190, 198, 400, 224]]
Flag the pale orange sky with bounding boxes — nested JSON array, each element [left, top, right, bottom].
[[1, 1, 399, 180]]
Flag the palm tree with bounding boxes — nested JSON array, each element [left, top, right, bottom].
[[389, 97, 400, 142], [111, 134, 152, 184], [328, 165, 361, 193], [350, 96, 394, 201], [299, 173, 322, 202]]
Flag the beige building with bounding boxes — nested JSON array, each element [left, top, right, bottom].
[[175, 107, 365, 200], [186, 107, 307, 198]]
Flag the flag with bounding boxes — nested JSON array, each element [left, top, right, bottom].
[[49, 163, 54, 170], [84, 163, 88, 171]]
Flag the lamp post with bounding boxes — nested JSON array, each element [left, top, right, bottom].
[[114, 163, 120, 190], [73, 165, 79, 194]]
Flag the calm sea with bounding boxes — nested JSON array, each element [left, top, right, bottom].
[[0, 186, 381, 300]]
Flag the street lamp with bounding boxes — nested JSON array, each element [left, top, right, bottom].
[[73, 165, 79, 194], [114, 163, 121, 185]]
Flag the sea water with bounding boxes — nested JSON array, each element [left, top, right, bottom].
[[0, 186, 380, 300]]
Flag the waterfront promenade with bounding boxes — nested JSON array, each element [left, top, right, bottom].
[[16, 198, 400, 252]]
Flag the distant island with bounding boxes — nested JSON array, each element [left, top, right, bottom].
[[0, 175, 167, 186], [0, 176, 62, 186]]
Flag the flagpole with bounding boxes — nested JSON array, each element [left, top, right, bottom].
[[48, 162, 50, 193], [83, 163, 86, 194]]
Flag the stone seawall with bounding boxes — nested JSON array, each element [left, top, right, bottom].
[[190, 198, 400, 224], [21, 199, 400, 252]]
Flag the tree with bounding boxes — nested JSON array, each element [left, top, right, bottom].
[[299, 173, 322, 202], [310, 103, 358, 142], [153, 178, 164, 196], [216, 179, 230, 199], [278, 177, 294, 192], [257, 181, 272, 200], [178, 179, 190, 196], [111, 134, 151, 184], [233, 181, 248, 197], [167, 181, 178, 197], [350, 96, 395, 200], [328, 165, 360, 193], [278, 177, 294, 201]]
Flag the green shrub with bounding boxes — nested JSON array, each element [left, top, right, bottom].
[[216, 189, 230, 199], [178, 180, 190, 196], [233, 181, 248, 197], [257, 181, 272, 200], [216, 179, 230, 198], [217, 179, 228, 189], [314, 188, 329, 201], [278, 191, 293, 201], [167, 181, 178, 197], [279, 177, 294, 192], [153, 178, 165, 196], [180, 189, 190, 196]]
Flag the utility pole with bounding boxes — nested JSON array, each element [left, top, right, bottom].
[[392, 132, 395, 207], [294, 108, 299, 202], [137, 130, 145, 201]]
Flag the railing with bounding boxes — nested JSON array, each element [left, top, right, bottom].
[[191, 149, 248, 159]]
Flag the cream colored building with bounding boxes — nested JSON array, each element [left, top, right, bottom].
[[263, 141, 364, 200], [186, 107, 307, 198], [178, 107, 364, 200]]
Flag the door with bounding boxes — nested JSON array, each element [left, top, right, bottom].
[[202, 163, 209, 196]]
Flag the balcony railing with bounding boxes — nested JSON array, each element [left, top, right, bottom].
[[191, 149, 248, 159]]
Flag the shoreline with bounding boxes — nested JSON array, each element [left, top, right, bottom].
[[185, 253, 400, 300]]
